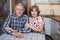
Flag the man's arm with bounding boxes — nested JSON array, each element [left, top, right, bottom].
[[24, 17, 30, 29], [24, 17, 31, 32], [2, 15, 14, 34], [2, 15, 24, 38]]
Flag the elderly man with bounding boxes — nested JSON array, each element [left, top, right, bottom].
[[2, 3, 30, 38]]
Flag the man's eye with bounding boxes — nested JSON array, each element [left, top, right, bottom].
[[17, 9, 24, 11], [21, 9, 23, 10], [17, 9, 19, 10]]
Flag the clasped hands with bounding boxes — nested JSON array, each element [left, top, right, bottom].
[[12, 30, 24, 38]]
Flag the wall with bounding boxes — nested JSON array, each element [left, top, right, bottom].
[[52, 5, 60, 16], [31, 0, 60, 16], [37, 4, 60, 16], [37, 4, 51, 15]]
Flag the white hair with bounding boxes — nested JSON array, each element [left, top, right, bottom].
[[14, 3, 25, 13], [14, 3, 25, 9], [16, 3, 24, 7]]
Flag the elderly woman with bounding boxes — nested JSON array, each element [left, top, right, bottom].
[[25, 5, 44, 33], [25, 5, 45, 40]]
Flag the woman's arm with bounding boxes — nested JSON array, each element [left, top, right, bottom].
[[25, 22, 44, 32], [30, 23, 44, 32]]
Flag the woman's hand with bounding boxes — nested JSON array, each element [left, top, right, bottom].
[[29, 23, 44, 32]]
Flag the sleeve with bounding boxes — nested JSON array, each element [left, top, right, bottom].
[[2, 15, 12, 34], [24, 17, 31, 32], [41, 17, 44, 24], [38, 16, 44, 25], [25, 17, 30, 24]]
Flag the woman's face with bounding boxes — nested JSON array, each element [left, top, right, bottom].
[[31, 8, 38, 18]]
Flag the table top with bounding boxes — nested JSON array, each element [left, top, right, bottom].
[[0, 33, 45, 40]]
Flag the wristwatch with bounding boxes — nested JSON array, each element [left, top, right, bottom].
[[6, 30, 13, 34]]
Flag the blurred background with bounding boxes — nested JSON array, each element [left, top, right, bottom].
[[0, 0, 60, 40]]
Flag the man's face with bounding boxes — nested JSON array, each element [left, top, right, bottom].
[[15, 5, 25, 17]]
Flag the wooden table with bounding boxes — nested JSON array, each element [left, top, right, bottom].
[[0, 33, 45, 40]]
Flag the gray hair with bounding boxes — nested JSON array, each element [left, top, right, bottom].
[[14, 3, 25, 13], [14, 3, 25, 9]]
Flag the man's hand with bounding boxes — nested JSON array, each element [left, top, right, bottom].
[[5, 27, 13, 31], [12, 31, 24, 38], [25, 23, 30, 29], [5, 27, 24, 38], [17, 32, 24, 38]]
